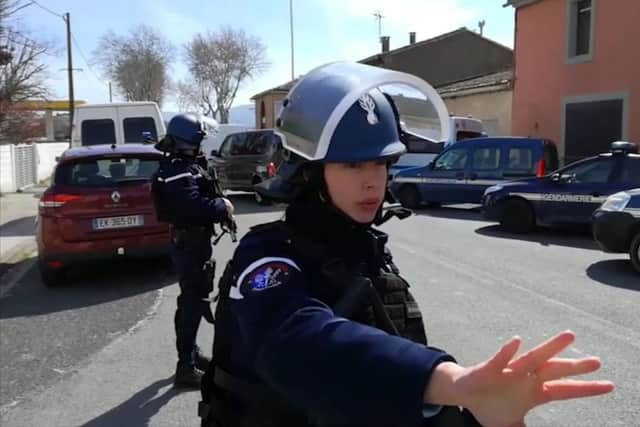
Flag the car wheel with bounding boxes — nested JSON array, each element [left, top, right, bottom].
[[500, 198, 535, 234], [398, 185, 421, 209], [253, 189, 271, 206], [630, 232, 640, 273], [38, 260, 65, 287], [252, 177, 272, 206]]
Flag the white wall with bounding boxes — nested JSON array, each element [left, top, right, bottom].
[[0, 142, 69, 194], [36, 142, 69, 182], [0, 145, 16, 193]]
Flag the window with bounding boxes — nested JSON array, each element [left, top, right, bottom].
[[55, 157, 159, 187], [567, 0, 595, 62], [457, 131, 484, 142], [563, 159, 613, 184], [220, 133, 247, 156], [81, 119, 116, 146], [507, 148, 534, 172], [123, 117, 157, 142], [619, 158, 640, 184], [473, 148, 500, 170], [434, 148, 468, 171], [245, 132, 274, 155], [402, 133, 443, 154]]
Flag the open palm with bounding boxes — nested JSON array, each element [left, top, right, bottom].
[[456, 331, 614, 427]]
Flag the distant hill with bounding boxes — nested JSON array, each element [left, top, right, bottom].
[[162, 104, 256, 128]]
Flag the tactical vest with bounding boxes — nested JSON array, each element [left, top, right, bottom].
[[199, 221, 478, 427], [150, 156, 220, 225]]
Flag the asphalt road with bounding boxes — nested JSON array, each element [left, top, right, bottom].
[[0, 196, 637, 426]]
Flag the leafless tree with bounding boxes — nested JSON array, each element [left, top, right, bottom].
[[92, 25, 174, 106], [174, 78, 215, 116], [0, 0, 52, 142], [184, 27, 268, 123]]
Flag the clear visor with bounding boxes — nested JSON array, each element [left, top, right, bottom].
[[278, 62, 450, 160]]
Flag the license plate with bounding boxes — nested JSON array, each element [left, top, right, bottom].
[[92, 215, 144, 230]]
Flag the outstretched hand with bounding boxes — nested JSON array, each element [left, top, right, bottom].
[[454, 331, 614, 427]]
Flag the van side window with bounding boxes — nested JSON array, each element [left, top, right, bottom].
[[123, 117, 157, 142], [472, 148, 500, 170], [507, 148, 534, 172], [81, 119, 116, 146], [434, 148, 468, 171]]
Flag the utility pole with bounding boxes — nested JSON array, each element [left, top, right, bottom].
[[64, 12, 75, 137], [373, 10, 384, 38], [289, 0, 295, 80], [109, 81, 113, 103]]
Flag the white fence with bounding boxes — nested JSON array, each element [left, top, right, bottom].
[[0, 142, 69, 194]]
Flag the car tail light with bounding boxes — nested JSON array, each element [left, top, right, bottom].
[[268, 162, 276, 177], [536, 158, 546, 177], [39, 193, 82, 209], [47, 260, 64, 269]]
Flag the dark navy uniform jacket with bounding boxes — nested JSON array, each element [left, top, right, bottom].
[[225, 200, 455, 426], [155, 155, 228, 228]]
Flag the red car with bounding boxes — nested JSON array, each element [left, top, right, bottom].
[[36, 143, 171, 286]]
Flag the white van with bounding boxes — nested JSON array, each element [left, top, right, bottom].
[[390, 116, 487, 175], [71, 102, 166, 147]]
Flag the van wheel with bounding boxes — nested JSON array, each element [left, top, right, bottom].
[[630, 232, 640, 273], [398, 185, 421, 209], [39, 260, 66, 287], [500, 198, 535, 233]]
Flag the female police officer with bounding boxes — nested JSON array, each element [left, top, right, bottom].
[[199, 62, 613, 427]]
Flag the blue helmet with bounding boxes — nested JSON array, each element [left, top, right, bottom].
[[164, 114, 206, 151], [256, 61, 451, 200]]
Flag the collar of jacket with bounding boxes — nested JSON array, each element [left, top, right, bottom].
[[285, 197, 388, 267]]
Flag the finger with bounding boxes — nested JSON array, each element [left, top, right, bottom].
[[536, 357, 601, 382], [538, 379, 614, 404], [486, 336, 522, 371], [508, 331, 575, 374]]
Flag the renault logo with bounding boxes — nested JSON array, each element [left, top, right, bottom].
[[111, 191, 121, 203]]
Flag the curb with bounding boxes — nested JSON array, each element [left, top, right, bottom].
[[0, 240, 37, 298]]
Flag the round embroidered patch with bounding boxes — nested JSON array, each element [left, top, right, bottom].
[[242, 262, 294, 292]]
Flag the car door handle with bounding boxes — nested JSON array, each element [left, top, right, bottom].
[[468, 173, 478, 180], [590, 192, 602, 197], [455, 173, 465, 180]]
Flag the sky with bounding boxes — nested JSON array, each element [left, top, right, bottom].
[[18, 0, 515, 123]]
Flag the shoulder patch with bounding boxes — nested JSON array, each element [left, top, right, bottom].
[[230, 257, 300, 300]]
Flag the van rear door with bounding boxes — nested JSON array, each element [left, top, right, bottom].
[[74, 107, 118, 146], [116, 105, 163, 143]]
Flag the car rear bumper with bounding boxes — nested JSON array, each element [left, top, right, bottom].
[[592, 210, 636, 253], [39, 232, 171, 266]]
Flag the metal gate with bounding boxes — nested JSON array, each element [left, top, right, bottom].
[[13, 144, 37, 190]]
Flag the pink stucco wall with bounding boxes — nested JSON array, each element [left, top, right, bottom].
[[512, 0, 640, 161]]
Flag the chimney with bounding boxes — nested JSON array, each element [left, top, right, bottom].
[[380, 36, 390, 53], [409, 32, 416, 45]]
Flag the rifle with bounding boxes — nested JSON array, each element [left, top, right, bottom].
[[196, 155, 238, 245]]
